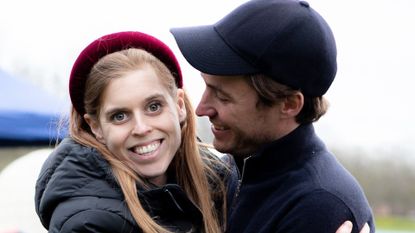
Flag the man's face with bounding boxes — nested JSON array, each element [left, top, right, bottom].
[[196, 73, 282, 157]]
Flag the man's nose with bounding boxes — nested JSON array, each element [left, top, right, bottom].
[[196, 95, 216, 118]]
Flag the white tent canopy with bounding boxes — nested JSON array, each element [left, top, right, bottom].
[[0, 149, 50, 233]]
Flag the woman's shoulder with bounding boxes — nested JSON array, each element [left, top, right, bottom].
[[35, 137, 122, 230], [37, 138, 113, 186], [41, 138, 102, 167]]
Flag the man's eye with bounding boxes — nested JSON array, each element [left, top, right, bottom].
[[215, 92, 229, 102], [111, 112, 126, 122], [218, 96, 228, 101], [148, 103, 161, 112]]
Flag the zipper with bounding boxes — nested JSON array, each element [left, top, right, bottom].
[[164, 188, 184, 213], [230, 156, 251, 214]]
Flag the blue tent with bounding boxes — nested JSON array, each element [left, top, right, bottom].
[[0, 69, 68, 146]]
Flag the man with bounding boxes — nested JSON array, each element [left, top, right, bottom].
[[170, 0, 375, 232]]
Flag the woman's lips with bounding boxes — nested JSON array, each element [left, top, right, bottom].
[[131, 140, 161, 156]]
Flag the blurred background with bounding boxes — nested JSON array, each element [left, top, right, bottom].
[[0, 0, 414, 232]]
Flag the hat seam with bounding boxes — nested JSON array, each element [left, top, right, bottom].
[[213, 25, 259, 73]]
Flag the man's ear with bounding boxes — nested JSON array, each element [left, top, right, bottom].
[[281, 91, 304, 117], [176, 89, 187, 123], [84, 114, 105, 144]]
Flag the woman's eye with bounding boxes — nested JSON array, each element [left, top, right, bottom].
[[148, 102, 161, 113], [111, 112, 126, 122]]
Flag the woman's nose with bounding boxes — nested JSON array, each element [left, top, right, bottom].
[[131, 115, 152, 136]]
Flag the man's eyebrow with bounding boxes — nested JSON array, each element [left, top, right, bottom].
[[206, 83, 231, 97], [206, 82, 218, 91]]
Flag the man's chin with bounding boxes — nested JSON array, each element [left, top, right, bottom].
[[213, 136, 254, 156], [212, 140, 231, 153]]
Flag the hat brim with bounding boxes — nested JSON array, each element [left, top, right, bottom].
[[170, 25, 258, 76]]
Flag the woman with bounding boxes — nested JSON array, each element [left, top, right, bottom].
[[35, 31, 238, 233]]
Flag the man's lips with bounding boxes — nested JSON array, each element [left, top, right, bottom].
[[211, 124, 231, 139], [211, 124, 227, 131]]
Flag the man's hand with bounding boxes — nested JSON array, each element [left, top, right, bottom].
[[336, 221, 370, 233]]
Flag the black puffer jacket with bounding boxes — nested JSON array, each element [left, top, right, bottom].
[[35, 138, 238, 233]]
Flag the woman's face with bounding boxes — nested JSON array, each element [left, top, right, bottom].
[[85, 64, 186, 186]]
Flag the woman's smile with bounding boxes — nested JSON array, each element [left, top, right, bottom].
[[129, 139, 163, 162]]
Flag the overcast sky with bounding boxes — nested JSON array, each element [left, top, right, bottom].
[[0, 0, 414, 155]]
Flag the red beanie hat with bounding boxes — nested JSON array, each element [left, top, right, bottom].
[[69, 31, 183, 115]]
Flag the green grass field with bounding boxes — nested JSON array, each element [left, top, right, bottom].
[[377, 216, 415, 231]]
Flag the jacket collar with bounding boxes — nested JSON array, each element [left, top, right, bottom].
[[242, 124, 326, 181]]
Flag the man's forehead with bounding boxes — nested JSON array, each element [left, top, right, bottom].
[[201, 73, 247, 85], [201, 73, 255, 98]]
